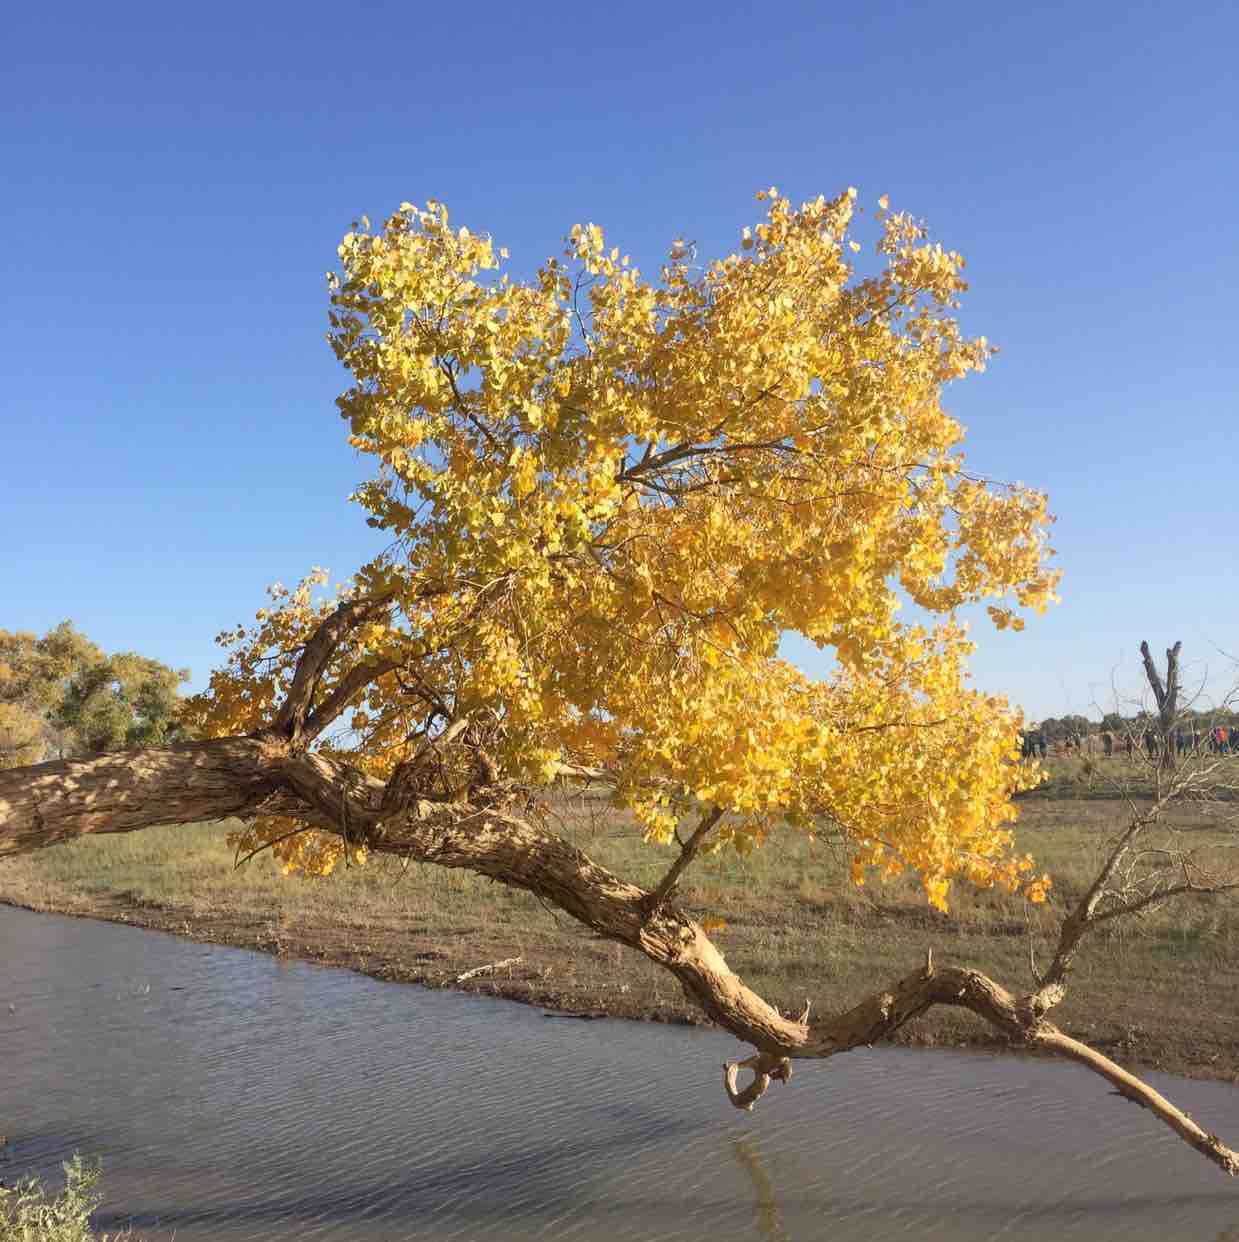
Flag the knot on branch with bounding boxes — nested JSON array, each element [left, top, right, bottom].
[[470, 780, 533, 813], [1203, 1135, 1239, 1178], [723, 1052, 793, 1112], [1030, 982, 1066, 1017]]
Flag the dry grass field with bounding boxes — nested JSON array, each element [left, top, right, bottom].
[[3, 755, 1238, 1080]]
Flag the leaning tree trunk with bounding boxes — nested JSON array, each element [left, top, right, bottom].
[[2, 733, 1237, 1176], [0, 738, 289, 855]]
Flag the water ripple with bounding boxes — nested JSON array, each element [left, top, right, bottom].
[[3, 905, 1238, 1241]]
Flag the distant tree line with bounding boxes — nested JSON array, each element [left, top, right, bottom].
[[1025, 705, 1239, 761], [1035, 709, 1239, 742], [0, 622, 192, 769], [1034, 714, 1095, 743]]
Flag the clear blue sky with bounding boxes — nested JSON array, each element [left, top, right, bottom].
[[4, 0, 1236, 724]]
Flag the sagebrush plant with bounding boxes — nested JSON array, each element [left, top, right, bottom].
[[0, 1154, 134, 1242]]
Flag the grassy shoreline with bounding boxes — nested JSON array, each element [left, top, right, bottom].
[[3, 775, 1238, 1082]]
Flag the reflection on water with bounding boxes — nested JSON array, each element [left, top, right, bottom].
[[2, 903, 1238, 1240], [733, 1138, 788, 1242]]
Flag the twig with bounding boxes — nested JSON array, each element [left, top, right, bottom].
[[455, 956, 522, 983], [644, 806, 724, 917], [233, 825, 308, 870]]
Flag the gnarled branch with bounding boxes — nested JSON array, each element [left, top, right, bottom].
[[2, 734, 1237, 1176], [724, 1053, 792, 1111]]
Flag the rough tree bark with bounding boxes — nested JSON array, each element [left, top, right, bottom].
[[1140, 639, 1182, 770], [1, 629, 1236, 1177]]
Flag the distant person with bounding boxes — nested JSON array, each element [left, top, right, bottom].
[[1144, 730, 1157, 759], [1124, 732, 1134, 759], [1101, 730, 1114, 758]]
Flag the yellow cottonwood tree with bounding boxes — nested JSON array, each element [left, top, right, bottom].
[[196, 189, 1057, 895], [3, 190, 1236, 1175]]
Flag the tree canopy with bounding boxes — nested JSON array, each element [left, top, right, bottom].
[[186, 188, 1057, 900]]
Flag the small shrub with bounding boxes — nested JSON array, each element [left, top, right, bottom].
[[0, 1153, 134, 1242]]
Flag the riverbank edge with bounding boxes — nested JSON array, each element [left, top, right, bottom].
[[6, 892, 1236, 1088]]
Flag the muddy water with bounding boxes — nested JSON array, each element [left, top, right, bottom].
[[2, 904, 1238, 1241]]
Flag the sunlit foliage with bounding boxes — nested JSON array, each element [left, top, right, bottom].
[[0, 623, 190, 766], [188, 189, 1057, 906]]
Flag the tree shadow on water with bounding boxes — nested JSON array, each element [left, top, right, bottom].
[[92, 1112, 705, 1237], [723, 1132, 1239, 1242]]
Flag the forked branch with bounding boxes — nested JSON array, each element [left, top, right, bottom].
[[302, 656, 402, 740], [273, 595, 393, 742]]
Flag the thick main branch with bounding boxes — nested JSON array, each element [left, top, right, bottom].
[[0, 738, 289, 856]]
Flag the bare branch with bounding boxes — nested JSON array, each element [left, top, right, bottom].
[[1037, 1028, 1239, 1175], [1036, 642, 1239, 1007], [1090, 877, 1239, 923], [455, 956, 522, 983], [643, 805, 724, 917], [723, 1052, 792, 1111], [1039, 810, 1150, 998]]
